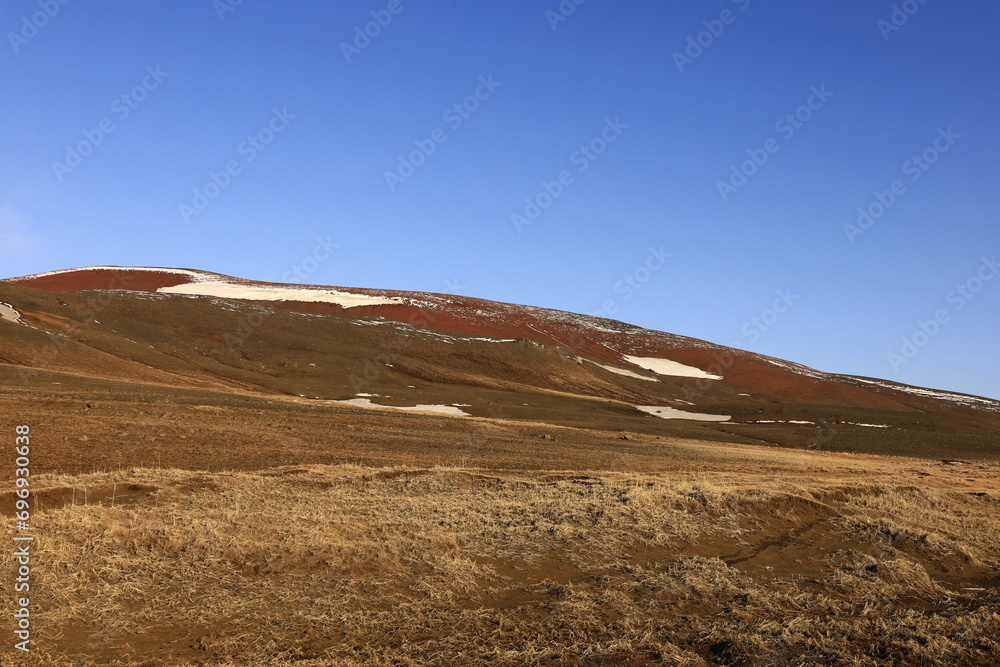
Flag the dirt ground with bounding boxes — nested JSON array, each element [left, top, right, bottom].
[[2, 426, 999, 665], [1, 277, 998, 664]]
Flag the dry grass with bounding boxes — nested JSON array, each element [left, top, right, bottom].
[[2, 455, 999, 666]]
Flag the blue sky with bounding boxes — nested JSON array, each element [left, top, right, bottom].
[[2, 0, 998, 399]]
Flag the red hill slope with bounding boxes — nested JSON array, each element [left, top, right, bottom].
[[2, 265, 998, 464]]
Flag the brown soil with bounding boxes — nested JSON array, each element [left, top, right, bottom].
[[0, 270, 998, 665]]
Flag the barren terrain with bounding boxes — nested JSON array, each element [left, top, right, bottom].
[[1, 268, 998, 665], [3, 449, 999, 665]]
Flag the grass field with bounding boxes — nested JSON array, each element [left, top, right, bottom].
[[4, 441, 998, 666]]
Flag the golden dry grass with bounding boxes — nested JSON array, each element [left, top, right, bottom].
[[2, 449, 999, 666]]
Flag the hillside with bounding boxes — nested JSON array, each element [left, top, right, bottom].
[[1, 265, 997, 472]]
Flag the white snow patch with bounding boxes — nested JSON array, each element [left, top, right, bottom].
[[587, 323, 622, 334], [623, 355, 722, 380], [761, 357, 828, 380], [19, 267, 421, 310], [587, 360, 659, 382], [849, 377, 999, 410], [0, 302, 23, 324], [749, 419, 887, 428], [636, 405, 730, 422], [157, 281, 404, 308], [747, 420, 815, 425], [331, 398, 471, 417]]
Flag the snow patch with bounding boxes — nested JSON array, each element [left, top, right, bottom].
[[586, 360, 659, 382], [762, 357, 827, 380], [635, 405, 730, 422], [586, 323, 623, 334], [331, 398, 471, 417], [849, 377, 999, 411], [157, 281, 405, 308], [464, 336, 518, 343], [623, 355, 722, 380], [747, 420, 815, 425], [0, 302, 23, 324], [748, 419, 887, 428]]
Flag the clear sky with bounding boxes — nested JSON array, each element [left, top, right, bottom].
[[2, 1, 998, 400]]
